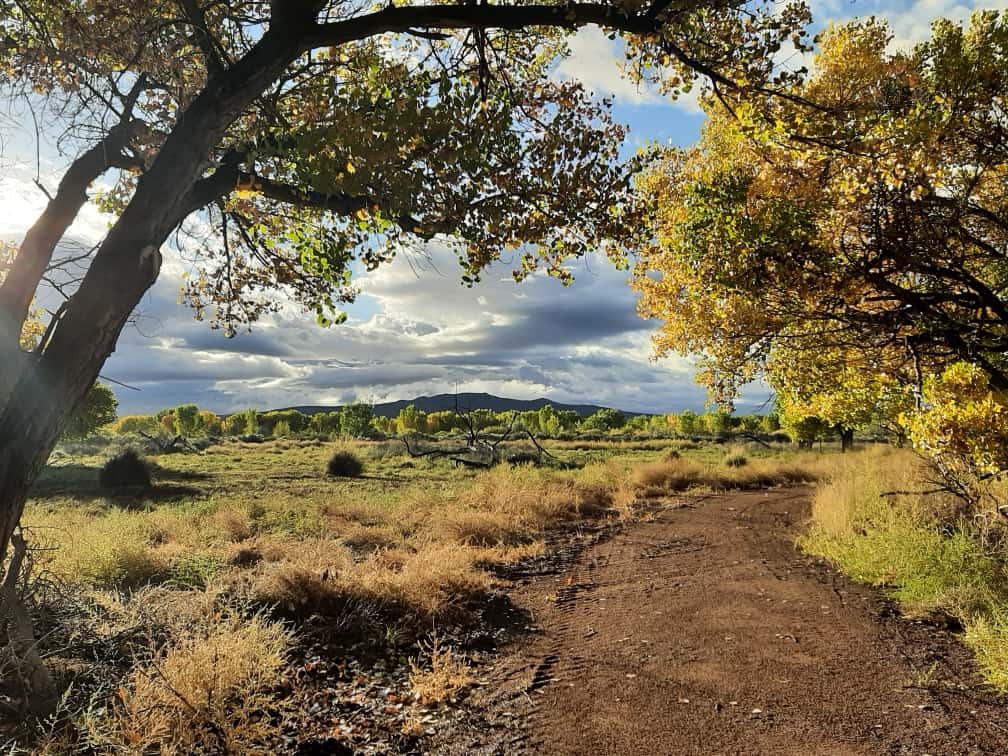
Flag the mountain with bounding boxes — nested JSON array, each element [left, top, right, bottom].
[[281, 392, 640, 418]]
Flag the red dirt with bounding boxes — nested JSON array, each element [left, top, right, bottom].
[[435, 487, 1008, 755]]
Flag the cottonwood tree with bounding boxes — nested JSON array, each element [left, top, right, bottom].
[[0, 0, 810, 592], [634, 14, 1008, 457]]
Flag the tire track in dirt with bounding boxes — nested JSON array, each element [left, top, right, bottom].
[[433, 487, 1008, 755]]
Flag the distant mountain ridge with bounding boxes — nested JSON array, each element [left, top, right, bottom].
[[281, 392, 640, 419]]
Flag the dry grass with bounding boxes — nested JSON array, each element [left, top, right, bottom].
[[801, 447, 1008, 692], [409, 633, 475, 706], [87, 612, 290, 754], [632, 455, 822, 494]]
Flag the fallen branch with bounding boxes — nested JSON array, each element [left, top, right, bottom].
[[138, 431, 200, 453], [1, 527, 58, 717]]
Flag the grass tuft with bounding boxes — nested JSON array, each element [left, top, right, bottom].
[[409, 633, 475, 706], [89, 612, 290, 754], [99, 449, 151, 489], [326, 449, 365, 478]]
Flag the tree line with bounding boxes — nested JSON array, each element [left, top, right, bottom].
[[101, 401, 791, 441]]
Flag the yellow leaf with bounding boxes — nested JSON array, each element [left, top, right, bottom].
[[346, 161, 356, 174]]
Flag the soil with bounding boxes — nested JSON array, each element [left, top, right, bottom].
[[431, 487, 1008, 755]]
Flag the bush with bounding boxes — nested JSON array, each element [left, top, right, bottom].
[[327, 450, 364, 478], [725, 454, 748, 468], [99, 449, 151, 488]]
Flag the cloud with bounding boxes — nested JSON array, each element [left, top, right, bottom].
[[95, 241, 730, 415], [554, 27, 664, 106]]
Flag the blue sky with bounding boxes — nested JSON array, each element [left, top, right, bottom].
[[3, 1, 1006, 416]]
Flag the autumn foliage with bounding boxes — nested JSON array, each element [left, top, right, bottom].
[[635, 12, 1008, 502]]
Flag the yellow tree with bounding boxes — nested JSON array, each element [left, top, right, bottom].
[[635, 13, 1008, 464]]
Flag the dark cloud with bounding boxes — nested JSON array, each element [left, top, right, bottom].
[[89, 243, 771, 416]]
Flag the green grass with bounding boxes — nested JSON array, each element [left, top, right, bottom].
[[800, 448, 1008, 691]]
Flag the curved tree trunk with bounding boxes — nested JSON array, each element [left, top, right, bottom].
[[0, 18, 310, 567]]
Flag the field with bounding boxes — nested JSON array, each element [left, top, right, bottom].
[[3, 434, 826, 753]]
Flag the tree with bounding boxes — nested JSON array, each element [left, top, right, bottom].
[[199, 410, 223, 436], [0, 0, 811, 645], [783, 414, 827, 449], [159, 412, 176, 434], [395, 404, 427, 434], [222, 413, 246, 436], [310, 410, 342, 434], [676, 410, 698, 436], [702, 409, 731, 435], [61, 382, 117, 439], [761, 413, 780, 433], [173, 404, 201, 436], [634, 13, 1008, 459], [340, 402, 374, 438], [582, 407, 625, 432], [111, 414, 159, 435], [556, 410, 581, 433], [240, 409, 259, 436]]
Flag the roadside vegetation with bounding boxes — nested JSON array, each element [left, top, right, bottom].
[[800, 447, 1008, 693]]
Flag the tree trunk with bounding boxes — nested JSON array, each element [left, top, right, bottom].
[[0, 18, 312, 564], [839, 427, 854, 453]]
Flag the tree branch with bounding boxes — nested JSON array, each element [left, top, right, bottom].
[[303, 3, 666, 52]]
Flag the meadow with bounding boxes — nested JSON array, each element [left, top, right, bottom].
[[7, 433, 1008, 753], [5, 433, 825, 753]]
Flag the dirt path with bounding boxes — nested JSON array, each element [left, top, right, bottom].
[[435, 487, 1008, 755]]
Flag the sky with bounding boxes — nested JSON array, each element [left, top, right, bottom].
[[2, 0, 1007, 416]]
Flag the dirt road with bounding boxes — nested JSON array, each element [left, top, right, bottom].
[[436, 488, 1008, 755]]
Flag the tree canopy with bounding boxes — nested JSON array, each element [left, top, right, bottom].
[[635, 12, 1008, 434]]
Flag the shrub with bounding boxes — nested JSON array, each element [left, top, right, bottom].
[[409, 633, 474, 705], [725, 454, 748, 468], [90, 613, 291, 753], [99, 449, 151, 488], [327, 450, 364, 478]]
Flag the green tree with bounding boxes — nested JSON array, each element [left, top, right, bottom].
[[702, 409, 731, 435], [538, 405, 562, 436], [241, 409, 259, 436], [582, 407, 626, 432], [396, 404, 427, 434], [677, 410, 699, 436], [311, 411, 343, 434], [340, 403, 375, 438], [61, 383, 118, 439], [173, 404, 201, 436], [556, 410, 581, 433], [222, 413, 246, 436], [784, 415, 828, 448]]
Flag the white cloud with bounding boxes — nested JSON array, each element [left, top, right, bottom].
[[554, 27, 663, 105]]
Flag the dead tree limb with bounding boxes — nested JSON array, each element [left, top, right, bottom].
[[138, 431, 199, 453], [524, 430, 558, 460], [1, 527, 58, 716]]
